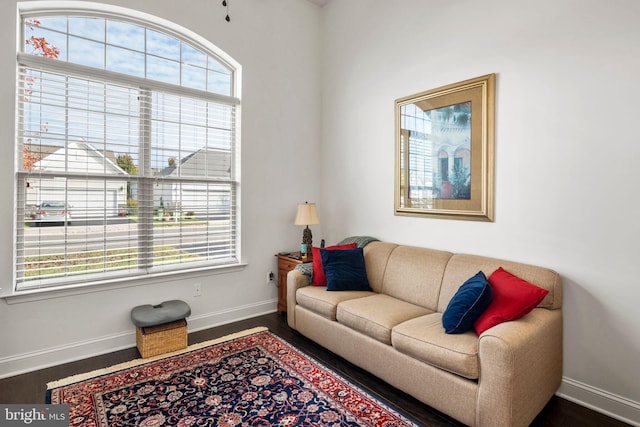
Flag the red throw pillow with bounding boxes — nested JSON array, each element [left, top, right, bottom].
[[311, 243, 357, 285], [474, 267, 549, 335]]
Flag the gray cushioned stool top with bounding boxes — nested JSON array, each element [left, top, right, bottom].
[[131, 300, 191, 327]]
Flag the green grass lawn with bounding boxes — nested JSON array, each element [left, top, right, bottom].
[[24, 246, 202, 279]]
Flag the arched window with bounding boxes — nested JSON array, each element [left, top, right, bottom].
[[15, 2, 241, 291]]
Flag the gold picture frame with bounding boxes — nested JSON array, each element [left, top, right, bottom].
[[395, 73, 495, 221]]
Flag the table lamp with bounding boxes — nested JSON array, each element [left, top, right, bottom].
[[294, 201, 320, 258]]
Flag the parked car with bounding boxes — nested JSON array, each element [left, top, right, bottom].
[[31, 201, 72, 226]]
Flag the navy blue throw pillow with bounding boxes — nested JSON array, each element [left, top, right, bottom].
[[442, 271, 493, 334], [321, 247, 372, 291]]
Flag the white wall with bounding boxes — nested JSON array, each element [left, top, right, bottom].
[[2, 0, 639, 424], [320, 0, 640, 424], [0, 0, 322, 375]]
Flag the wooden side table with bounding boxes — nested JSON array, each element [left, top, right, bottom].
[[275, 252, 311, 314]]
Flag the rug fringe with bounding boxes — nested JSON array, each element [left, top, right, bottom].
[[47, 326, 269, 390]]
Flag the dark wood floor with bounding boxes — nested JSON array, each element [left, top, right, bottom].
[[0, 312, 631, 427]]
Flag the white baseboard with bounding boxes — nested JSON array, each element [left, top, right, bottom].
[[0, 299, 277, 379], [0, 331, 135, 380], [558, 377, 640, 426], [185, 299, 276, 334]]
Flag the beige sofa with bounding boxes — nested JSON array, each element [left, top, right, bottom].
[[287, 241, 562, 427]]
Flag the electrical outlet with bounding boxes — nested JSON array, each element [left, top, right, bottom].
[[194, 282, 202, 297], [268, 272, 275, 285]]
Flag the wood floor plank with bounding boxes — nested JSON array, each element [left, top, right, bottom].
[[0, 312, 631, 427]]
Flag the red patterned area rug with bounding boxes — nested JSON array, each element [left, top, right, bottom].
[[47, 327, 421, 426]]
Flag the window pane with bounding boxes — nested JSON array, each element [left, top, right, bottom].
[[105, 83, 140, 114], [114, 152, 140, 178], [107, 114, 140, 166], [179, 126, 208, 178], [147, 56, 180, 85], [146, 29, 180, 61], [182, 64, 207, 91], [24, 25, 67, 60], [182, 44, 207, 67], [29, 17, 67, 32], [106, 45, 145, 77], [180, 97, 208, 126], [207, 104, 234, 134], [208, 128, 233, 151], [21, 71, 67, 148], [20, 177, 137, 280], [152, 181, 234, 263], [152, 119, 180, 175], [208, 71, 231, 96], [69, 17, 105, 42], [208, 56, 230, 74], [107, 20, 144, 52], [69, 36, 105, 69], [181, 124, 207, 149]]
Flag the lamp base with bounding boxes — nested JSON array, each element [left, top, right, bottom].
[[302, 226, 313, 257]]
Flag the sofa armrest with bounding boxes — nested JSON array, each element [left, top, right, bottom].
[[286, 269, 310, 329], [477, 308, 563, 427]]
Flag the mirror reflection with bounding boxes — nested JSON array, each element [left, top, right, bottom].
[[398, 101, 472, 209]]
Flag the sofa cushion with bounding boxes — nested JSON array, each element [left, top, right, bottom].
[[474, 267, 549, 335], [296, 286, 375, 320], [392, 313, 480, 380], [322, 248, 372, 291], [361, 242, 398, 293], [311, 243, 357, 286], [337, 294, 432, 345], [442, 271, 493, 334], [438, 254, 562, 313], [379, 245, 452, 311]]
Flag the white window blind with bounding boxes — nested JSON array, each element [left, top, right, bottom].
[[400, 104, 433, 206], [15, 9, 240, 291]]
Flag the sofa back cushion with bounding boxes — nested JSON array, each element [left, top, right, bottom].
[[438, 254, 562, 313], [363, 241, 562, 314], [362, 242, 398, 293], [377, 245, 452, 310]]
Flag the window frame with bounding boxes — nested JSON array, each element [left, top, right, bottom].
[[11, 2, 243, 298]]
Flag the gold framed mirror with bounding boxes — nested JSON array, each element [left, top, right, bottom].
[[395, 74, 495, 221]]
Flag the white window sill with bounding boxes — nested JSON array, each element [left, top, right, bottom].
[[2, 263, 247, 305]]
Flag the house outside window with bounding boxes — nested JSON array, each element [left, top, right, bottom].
[[15, 2, 241, 292]]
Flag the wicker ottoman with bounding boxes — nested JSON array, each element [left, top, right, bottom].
[[131, 300, 191, 358]]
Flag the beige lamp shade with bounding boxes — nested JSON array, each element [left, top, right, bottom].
[[294, 202, 320, 226], [295, 202, 319, 258]]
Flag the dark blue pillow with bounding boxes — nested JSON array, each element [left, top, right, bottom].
[[321, 248, 372, 291], [442, 271, 493, 334]]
